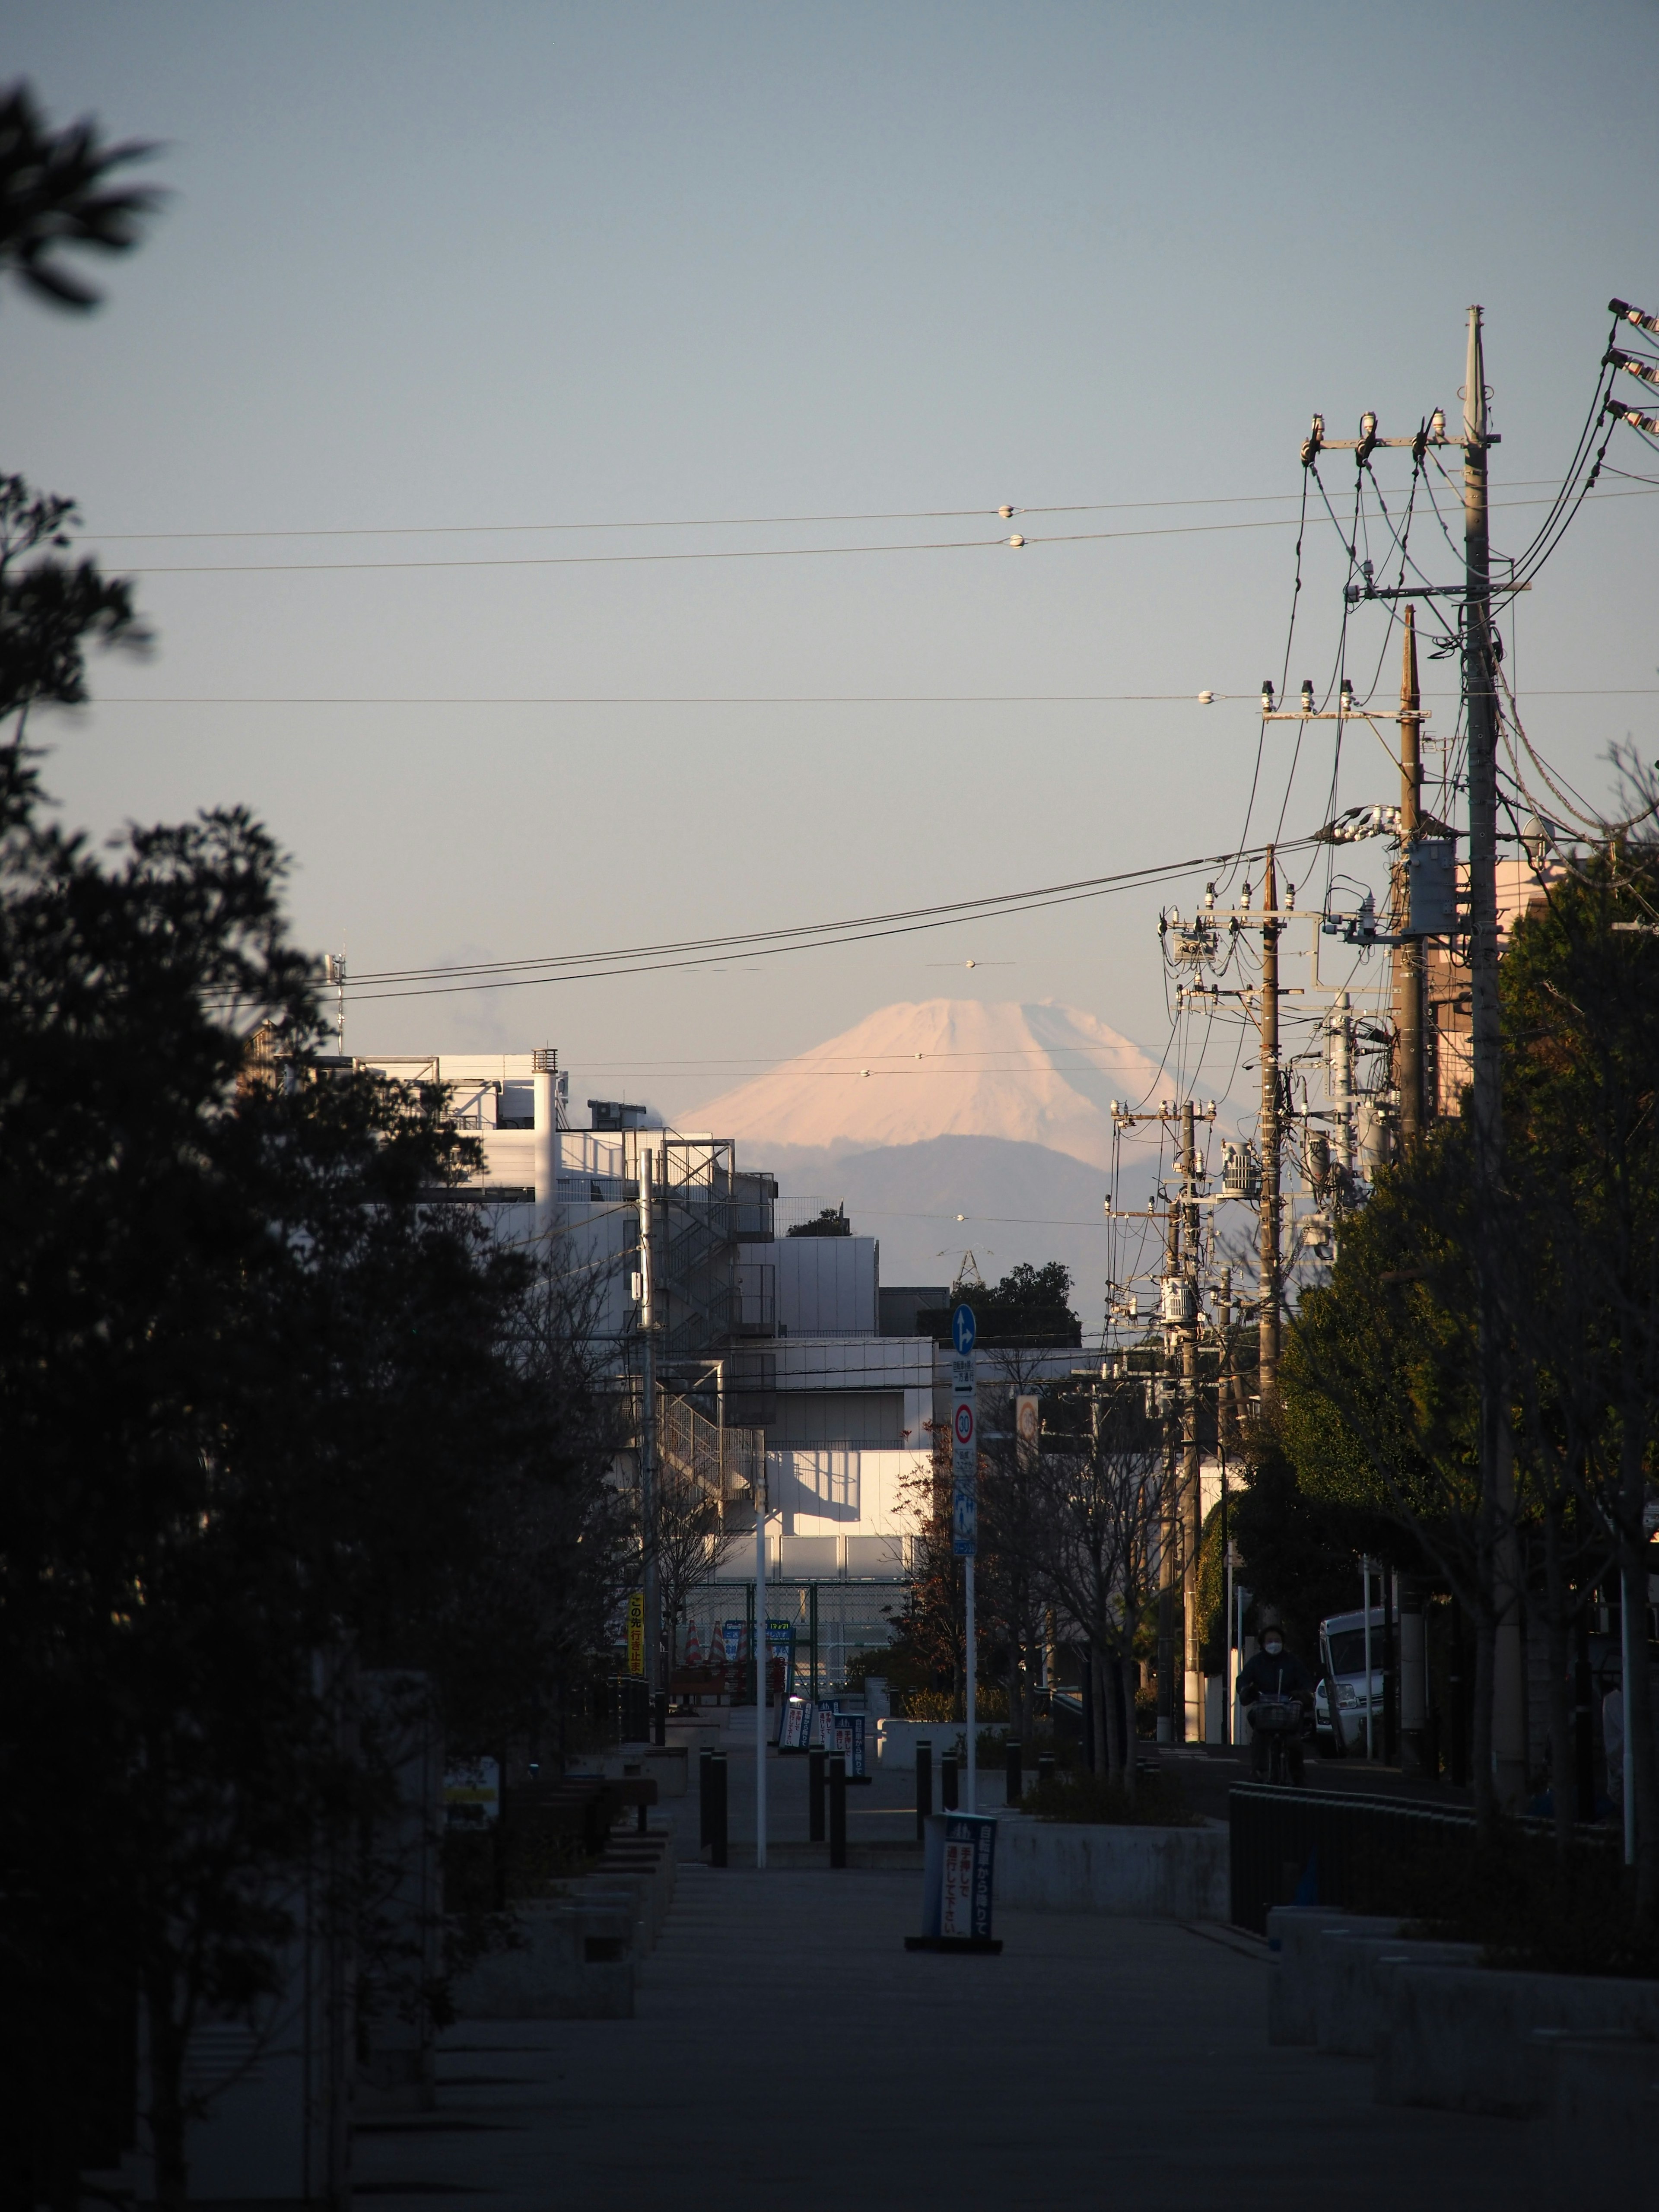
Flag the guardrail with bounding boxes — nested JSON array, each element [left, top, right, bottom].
[[1229, 1783, 1476, 1934]]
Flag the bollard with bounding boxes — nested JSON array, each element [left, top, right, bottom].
[[653, 1689, 668, 1748], [637, 1794, 648, 1835], [829, 1752, 848, 1867], [1005, 1738, 1023, 1806], [809, 1746, 826, 1843], [941, 1751, 959, 1811], [1037, 1752, 1055, 1791], [699, 1743, 713, 1846], [915, 1739, 932, 1843], [710, 1750, 728, 1868]]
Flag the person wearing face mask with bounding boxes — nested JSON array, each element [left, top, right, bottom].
[[1238, 1607, 1316, 1784]]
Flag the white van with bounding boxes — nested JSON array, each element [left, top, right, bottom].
[[1314, 1607, 1391, 1752]]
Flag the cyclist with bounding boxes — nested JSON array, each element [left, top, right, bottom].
[[1239, 1608, 1316, 1784]]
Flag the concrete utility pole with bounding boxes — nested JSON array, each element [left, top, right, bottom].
[[1258, 848, 1283, 1401], [1327, 992, 1355, 1176], [1395, 606, 1425, 1144], [637, 1150, 661, 1698], [1157, 1194, 1180, 1746], [1462, 306, 1527, 1814], [1179, 1100, 1204, 1745]]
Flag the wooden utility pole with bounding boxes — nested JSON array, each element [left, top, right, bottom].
[[1395, 605, 1425, 1144], [1258, 848, 1282, 1401], [1462, 306, 1526, 1815]]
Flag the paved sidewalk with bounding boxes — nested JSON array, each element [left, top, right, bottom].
[[354, 1865, 1541, 2211]]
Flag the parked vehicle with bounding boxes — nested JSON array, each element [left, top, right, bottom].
[[1315, 1607, 1391, 1752]]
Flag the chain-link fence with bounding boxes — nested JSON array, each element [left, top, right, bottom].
[[677, 1577, 906, 1698]]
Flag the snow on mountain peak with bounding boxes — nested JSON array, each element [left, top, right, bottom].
[[689, 998, 1166, 1172]]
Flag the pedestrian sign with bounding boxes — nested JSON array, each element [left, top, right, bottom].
[[915, 1812, 1000, 1945], [952, 1483, 978, 1557], [951, 1302, 977, 1356]]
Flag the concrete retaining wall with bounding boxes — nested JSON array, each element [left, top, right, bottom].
[[874, 1719, 963, 1770], [995, 1815, 1227, 1920], [1376, 1964, 1659, 2117]]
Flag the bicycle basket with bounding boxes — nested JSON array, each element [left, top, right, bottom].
[[1248, 1695, 1302, 1734]]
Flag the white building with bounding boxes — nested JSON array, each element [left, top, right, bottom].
[[350, 1049, 941, 1576]]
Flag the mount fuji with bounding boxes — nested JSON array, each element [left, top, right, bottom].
[[689, 1000, 1176, 1296]]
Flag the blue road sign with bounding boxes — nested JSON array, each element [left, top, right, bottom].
[[952, 1484, 978, 1557], [951, 1302, 977, 1356]]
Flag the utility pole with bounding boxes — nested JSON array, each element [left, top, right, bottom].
[[1157, 1193, 1180, 1746], [1462, 306, 1526, 1815], [1326, 991, 1355, 1176], [1395, 607, 1425, 1143], [1180, 1099, 1204, 1745], [637, 1149, 661, 1700], [1258, 848, 1283, 1401]]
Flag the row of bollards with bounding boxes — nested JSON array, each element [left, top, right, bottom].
[[698, 1739, 847, 1868], [699, 1745, 728, 1867], [698, 1731, 1064, 1869], [809, 1746, 848, 1864]]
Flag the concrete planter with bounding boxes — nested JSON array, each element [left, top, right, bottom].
[[1265, 1909, 1405, 2046], [995, 1814, 1227, 1920], [448, 1900, 635, 2020], [1314, 1933, 1483, 2056], [1376, 1963, 1659, 2117], [1535, 2032, 1659, 2193], [874, 1718, 964, 1770]]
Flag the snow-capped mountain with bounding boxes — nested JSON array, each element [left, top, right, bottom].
[[690, 998, 1167, 1173]]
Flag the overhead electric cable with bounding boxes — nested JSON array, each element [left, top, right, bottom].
[[299, 836, 1322, 1008], [81, 477, 1592, 542], [75, 685, 1659, 707], [92, 488, 1657, 578]]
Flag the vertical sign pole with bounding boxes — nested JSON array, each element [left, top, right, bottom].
[[638, 1153, 659, 1699], [965, 1554, 977, 1814], [950, 1300, 979, 1816], [756, 1469, 767, 1871]]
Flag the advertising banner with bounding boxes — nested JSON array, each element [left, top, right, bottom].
[[626, 1591, 645, 1677]]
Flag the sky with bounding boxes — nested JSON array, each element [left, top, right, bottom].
[[6, 2, 1657, 1125]]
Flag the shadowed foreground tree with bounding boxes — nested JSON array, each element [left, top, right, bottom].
[[0, 79, 162, 310], [0, 490, 624, 2206], [1277, 810, 1659, 1911]]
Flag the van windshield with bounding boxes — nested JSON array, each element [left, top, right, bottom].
[[1325, 1630, 1379, 1676]]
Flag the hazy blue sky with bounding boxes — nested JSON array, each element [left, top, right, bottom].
[[7, 3, 1656, 1120]]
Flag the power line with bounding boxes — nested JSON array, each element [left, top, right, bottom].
[[76, 474, 1603, 543], [320, 836, 1324, 1006], [70, 686, 1659, 708], [102, 486, 1659, 578]]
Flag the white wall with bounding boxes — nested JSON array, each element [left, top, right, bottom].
[[771, 1442, 932, 1540], [754, 1236, 878, 1336]]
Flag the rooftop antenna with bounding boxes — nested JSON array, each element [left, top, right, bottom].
[[323, 949, 346, 1054]]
